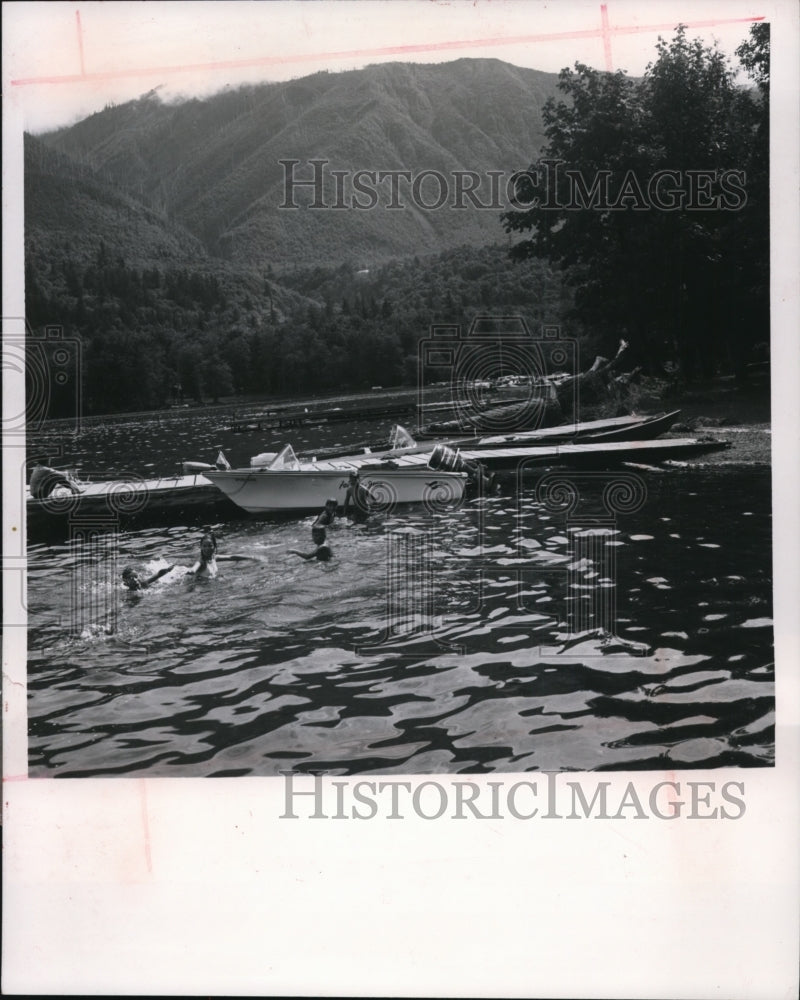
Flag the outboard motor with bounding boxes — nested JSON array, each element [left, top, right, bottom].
[[428, 444, 469, 474], [428, 445, 494, 494]]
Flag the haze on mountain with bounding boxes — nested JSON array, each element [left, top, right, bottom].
[[32, 58, 559, 269]]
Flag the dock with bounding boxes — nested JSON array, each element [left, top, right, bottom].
[[229, 390, 535, 432], [26, 474, 240, 540], [230, 400, 417, 432]]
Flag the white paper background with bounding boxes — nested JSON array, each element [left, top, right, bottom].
[[3, 2, 799, 996]]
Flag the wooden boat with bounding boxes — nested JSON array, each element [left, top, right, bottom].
[[461, 410, 681, 449], [398, 436, 730, 473], [575, 409, 681, 442], [297, 412, 680, 463]]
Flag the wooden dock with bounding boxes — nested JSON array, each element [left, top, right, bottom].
[[230, 400, 417, 432], [26, 474, 240, 540]]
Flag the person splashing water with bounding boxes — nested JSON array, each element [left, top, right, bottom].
[[121, 532, 219, 590], [121, 565, 174, 591]]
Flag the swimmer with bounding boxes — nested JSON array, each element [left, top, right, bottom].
[[122, 565, 175, 591], [189, 532, 218, 579], [289, 543, 333, 562], [343, 472, 372, 523], [29, 464, 83, 499], [311, 498, 338, 543], [122, 532, 218, 590]]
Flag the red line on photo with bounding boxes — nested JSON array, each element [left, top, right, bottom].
[[11, 8, 765, 88]]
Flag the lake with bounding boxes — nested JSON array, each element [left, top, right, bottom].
[[26, 408, 774, 776]]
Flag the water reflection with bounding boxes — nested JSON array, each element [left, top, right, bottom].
[[27, 444, 774, 775]]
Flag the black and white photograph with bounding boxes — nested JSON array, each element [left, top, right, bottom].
[[3, 1, 798, 996]]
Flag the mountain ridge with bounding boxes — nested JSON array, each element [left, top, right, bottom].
[[35, 58, 561, 267]]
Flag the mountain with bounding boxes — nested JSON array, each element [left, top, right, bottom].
[[24, 132, 314, 320], [23, 59, 573, 414], [24, 132, 207, 269], [35, 59, 560, 268]]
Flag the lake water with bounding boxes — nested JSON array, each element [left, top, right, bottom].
[[26, 410, 774, 776]]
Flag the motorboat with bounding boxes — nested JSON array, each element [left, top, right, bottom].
[[203, 445, 468, 514]]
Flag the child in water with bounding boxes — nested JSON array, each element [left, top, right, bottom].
[[121, 532, 219, 589], [190, 532, 218, 578], [289, 543, 333, 562], [311, 498, 338, 545], [121, 565, 175, 591], [291, 500, 338, 561]]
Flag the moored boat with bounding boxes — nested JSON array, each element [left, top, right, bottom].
[[294, 412, 681, 463], [204, 459, 467, 514], [464, 410, 681, 448], [398, 436, 730, 473]]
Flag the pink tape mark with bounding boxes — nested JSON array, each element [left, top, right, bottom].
[[2, 774, 29, 782], [600, 4, 614, 72], [11, 10, 765, 88], [140, 779, 153, 874], [75, 9, 86, 77]]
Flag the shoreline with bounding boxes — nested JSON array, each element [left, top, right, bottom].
[[28, 379, 772, 466]]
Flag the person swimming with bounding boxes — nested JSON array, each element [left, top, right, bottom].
[[121, 564, 175, 591], [121, 532, 219, 590], [190, 532, 218, 578], [29, 464, 83, 499], [311, 498, 338, 544], [343, 472, 371, 523]]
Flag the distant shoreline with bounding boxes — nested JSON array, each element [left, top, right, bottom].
[[30, 377, 770, 458]]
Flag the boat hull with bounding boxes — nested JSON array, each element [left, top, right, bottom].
[[204, 467, 467, 513], [467, 411, 680, 448], [458, 436, 730, 471]]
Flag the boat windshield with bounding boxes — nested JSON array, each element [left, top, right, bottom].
[[268, 444, 302, 470], [389, 424, 416, 451]]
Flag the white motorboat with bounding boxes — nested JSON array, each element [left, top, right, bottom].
[[203, 445, 467, 513]]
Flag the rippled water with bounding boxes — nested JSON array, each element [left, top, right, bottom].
[[26, 408, 774, 776]]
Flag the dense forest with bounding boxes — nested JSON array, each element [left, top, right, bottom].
[[25, 242, 569, 413]]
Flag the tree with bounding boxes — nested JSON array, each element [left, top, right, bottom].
[[503, 25, 769, 380]]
